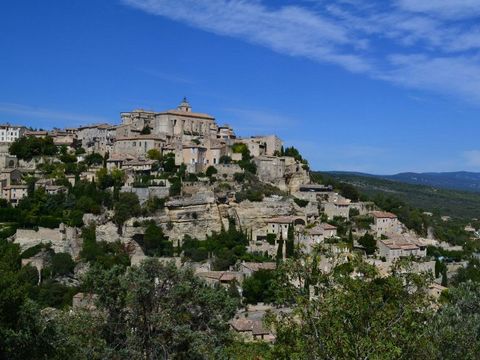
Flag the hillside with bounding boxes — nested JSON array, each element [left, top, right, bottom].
[[329, 171, 480, 193], [319, 171, 480, 220]]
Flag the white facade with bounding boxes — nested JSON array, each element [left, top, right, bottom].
[[0, 124, 26, 143]]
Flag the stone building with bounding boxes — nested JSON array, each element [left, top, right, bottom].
[[113, 135, 165, 157], [323, 198, 351, 219], [76, 123, 116, 154], [236, 135, 282, 157], [370, 211, 401, 236], [377, 238, 427, 260], [0, 124, 26, 143], [119, 98, 217, 139], [2, 184, 28, 206]]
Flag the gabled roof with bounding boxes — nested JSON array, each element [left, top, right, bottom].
[[371, 211, 397, 219]]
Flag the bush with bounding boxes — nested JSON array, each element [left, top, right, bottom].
[[294, 198, 309, 207], [206, 166, 218, 178], [243, 269, 276, 304], [358, 233, 377, 255], [233, 172, 245, 183], [51, 253, 75, 276]]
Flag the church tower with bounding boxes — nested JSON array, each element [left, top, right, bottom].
[[177, 97, 192, 112]]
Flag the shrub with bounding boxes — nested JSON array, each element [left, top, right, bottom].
[[51, 252, 75, 276], [294, 198, 309, 207]]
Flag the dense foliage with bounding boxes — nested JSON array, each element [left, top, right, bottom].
[[9, 136, 58, 160]]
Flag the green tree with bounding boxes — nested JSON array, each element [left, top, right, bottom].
[[83, 259, 238, 359], [206, 165, 218, 178], [113, 192, 141, 230], [242, 269, 276, 304], [285, 225, 295, 258], [143, 222, 172, 257], [146, 148, 162, 161], [358, 233, 377, 255], [85, 153, 104, 167], [427, 282, 480, 359], [51, 252, 75, 276], [268, 255, 434, 359]]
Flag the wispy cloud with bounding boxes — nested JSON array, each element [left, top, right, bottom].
[[122, 0, 480, 105], [0, 102, 110, 125], [396, 0, 480, 19]]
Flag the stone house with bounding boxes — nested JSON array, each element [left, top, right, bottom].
[[113, 135, 165, 157], [235, 135, 282, 157], [217, 125, 236, 140], [239, 262, 276, 279], [196, 271, 243, 287], [106, 153, 135, 170], [76, 123, 115, 154], [266, 216, 305, 240], [323, 198, 351, 219], [2, 184, 28, 206], [230, 317, 274, 342], [0, 168, 23, 188], [377, 238, 427, 260], [44, 185, 66, 195], [298, 223, 337, 251], [0, 124, 26, 143], [370, 211, 401, 236]]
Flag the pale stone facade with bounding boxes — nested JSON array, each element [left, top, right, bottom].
[[0, 124, 26, 143], [377, 238, 427, 260], [371, 211, 402, 236], [2, 184, 28, 206]]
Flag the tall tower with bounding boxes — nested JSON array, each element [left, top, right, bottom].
[[177, 97, 192, 112]]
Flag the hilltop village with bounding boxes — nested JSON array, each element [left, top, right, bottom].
[[0, 98, 467, 343]]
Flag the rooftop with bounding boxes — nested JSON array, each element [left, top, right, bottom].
[[371, 211, 397, 219]]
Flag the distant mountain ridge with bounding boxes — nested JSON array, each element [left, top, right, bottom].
[[326, 171, 480, 192]]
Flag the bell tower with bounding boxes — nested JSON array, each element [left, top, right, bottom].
[[177, 97, 192, 112]]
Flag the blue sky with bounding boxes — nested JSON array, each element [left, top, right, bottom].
[[1, 0, 480, 174]]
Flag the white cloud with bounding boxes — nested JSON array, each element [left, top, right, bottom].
[[122, 0, 371, 73], [396, 0, 480, 19], [122, 0, 480, 105], [0, 102, 110, 125]]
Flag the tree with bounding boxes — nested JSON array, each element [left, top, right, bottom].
[[146, 148, 162, 161], [219, 155, 232, 164], [358, 233, 377, 255], [268, 255, 434, 359], [169, 177, 182, 197], [113, 192, 141, 230], [276, 239, 284, 263], [9, 136, 58, 161], [143, 222, 172, 257], [285, 225, 295, 258], [83, 259, 238, 359], [242, 269, 276, 304], [51, 252, 75, 276], [206, 165, 218, 178], [426, 282, 480, 359], [85, 153, 104, 167]]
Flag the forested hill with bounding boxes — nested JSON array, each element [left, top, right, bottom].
[[317, 171, 480, 220], [328, 171, 480, 192]]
